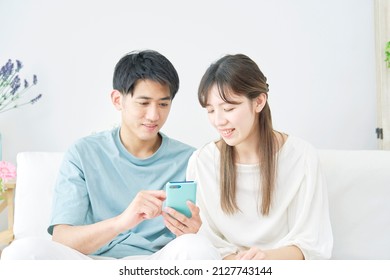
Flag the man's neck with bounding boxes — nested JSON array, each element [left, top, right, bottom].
[[120, 130, 162, 159]]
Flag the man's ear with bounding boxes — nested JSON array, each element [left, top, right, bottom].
[[111, 90, 122, 110], [255, 93, 267, 113]]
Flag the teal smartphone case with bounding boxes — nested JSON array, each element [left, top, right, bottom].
[[165, 181, 197, 218]]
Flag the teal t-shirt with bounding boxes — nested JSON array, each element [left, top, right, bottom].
[[48, 127, 195, 258]]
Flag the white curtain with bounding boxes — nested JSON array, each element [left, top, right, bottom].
[[375, 0, 390, 150]]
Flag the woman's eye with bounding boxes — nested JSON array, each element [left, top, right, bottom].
[[206, 107, 214, 113]]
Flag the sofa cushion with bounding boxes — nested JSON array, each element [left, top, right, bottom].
[[13, 152, 64, 240], [10, 150, 390, 259], [319, 150, 390, 259]]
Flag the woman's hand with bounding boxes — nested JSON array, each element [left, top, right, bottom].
[[162, 201, 201, 236], [235, 247, 266, 260], [232, 245, 304, 260]]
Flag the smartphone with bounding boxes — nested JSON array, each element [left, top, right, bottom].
[[165, 181, 197, 218]]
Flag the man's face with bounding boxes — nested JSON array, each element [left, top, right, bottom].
[[114, 79, 172, 143]]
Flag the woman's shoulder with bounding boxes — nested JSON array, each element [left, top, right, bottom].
[[191, 140, 219, 161], [280, 134, 319, 160]]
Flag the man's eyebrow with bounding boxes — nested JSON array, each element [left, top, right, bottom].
[[135, 96, 171, 101], [135, 96, 152, 100]]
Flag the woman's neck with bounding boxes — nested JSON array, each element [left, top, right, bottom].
[[217, 131, 288, 164]]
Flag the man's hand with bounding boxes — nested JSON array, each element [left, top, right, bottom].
[[118, 190, 166, 232]]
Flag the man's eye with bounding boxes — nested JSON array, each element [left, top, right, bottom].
[[139, 102, 149, 106], [160, 103, 169, 107], [207, 109, 214, 114], [224, 108, 234, 112]]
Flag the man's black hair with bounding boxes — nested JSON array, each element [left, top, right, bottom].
[[113, 50, 179, 99]]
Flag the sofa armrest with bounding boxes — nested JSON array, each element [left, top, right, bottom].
[[319, 150, 390, 259], [0, 182, 16, 245], [12, 152, 64, 240]]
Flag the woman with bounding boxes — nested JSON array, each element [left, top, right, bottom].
[[187, 54, 333, 260]]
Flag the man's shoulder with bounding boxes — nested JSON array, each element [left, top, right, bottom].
[[67, 128, 117, 156], [162, 133, 196, 153]]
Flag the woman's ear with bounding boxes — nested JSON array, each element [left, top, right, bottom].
[[255, 93, 267, 113], [111, 90, 122, 111]]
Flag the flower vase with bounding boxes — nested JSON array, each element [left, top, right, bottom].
[[0, 178, 4, 200]]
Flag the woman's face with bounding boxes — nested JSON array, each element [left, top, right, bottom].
[[205, 84, 265, 149]]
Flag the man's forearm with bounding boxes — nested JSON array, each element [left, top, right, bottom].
[[52, 215, 124, 255]]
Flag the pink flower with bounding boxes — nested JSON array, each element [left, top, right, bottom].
[[0, 161, 16, 180]]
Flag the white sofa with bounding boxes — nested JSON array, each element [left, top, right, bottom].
[[3, 150, 390, 259]]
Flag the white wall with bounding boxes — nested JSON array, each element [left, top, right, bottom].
[[0, 0, 377, 231], [0, 0, 377, 164]]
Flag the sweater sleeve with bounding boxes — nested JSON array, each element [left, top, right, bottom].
[[274, 146, 333, 259]]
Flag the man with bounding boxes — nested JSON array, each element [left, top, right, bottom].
[[2, 50, 220, 260]]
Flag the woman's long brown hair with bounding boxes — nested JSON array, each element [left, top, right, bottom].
[[198, 54, 279, 215]]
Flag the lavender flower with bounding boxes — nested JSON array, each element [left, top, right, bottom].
[[0, 60, 13, 81], [10, 75, 21, 95], [30, 93, 42, 104], [16, 60, 22, 72], [0, 59, 42, 114]]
